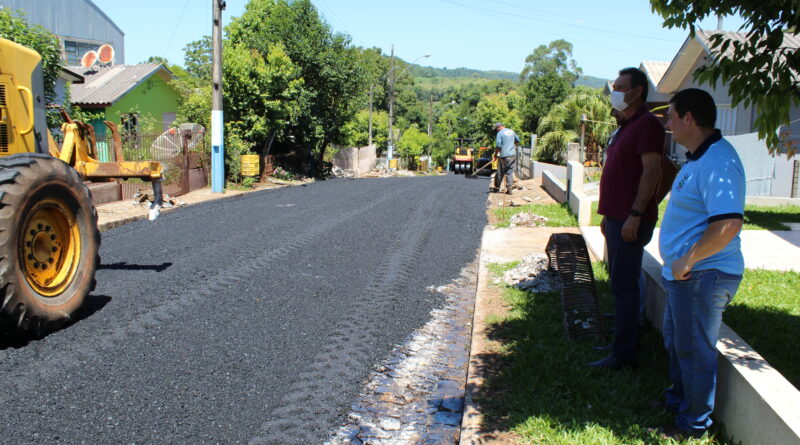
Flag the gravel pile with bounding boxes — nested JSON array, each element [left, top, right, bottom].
[[508, 211, 548, 227], [495, 253, 560, 293]]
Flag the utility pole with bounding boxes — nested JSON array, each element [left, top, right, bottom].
[[427, 93, 433, 172], [579, 113, 586, 164], [211, 0, 226, 193], [368, 84, 373, 146], [387, 45, 395, 167]]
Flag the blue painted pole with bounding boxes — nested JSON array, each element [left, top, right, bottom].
[[211, 110, 224, 192], [211, 0, 225, 193]]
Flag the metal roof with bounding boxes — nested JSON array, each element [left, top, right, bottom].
[[640, 61, 671, 86], [66, 63, 172, 106], [657, 30, 800, 93], [695, 30, 800, 59]]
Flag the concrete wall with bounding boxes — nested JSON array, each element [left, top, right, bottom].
[[533, 161, 567, 180], [332, 144, 376, 174], [566, 161, 591, 226], [542, 170, 566, 203], [582, 230, 800, 445]]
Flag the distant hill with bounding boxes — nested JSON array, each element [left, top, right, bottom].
[[406, 63, 609, 91], [575, 75, 609, 89], [409, 65, 518, 81]]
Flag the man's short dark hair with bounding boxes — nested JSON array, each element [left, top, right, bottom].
[[669, 88, 717, 129], [619, 67, 648, 102]]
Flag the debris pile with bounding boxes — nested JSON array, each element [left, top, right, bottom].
[[494, 253, 559, 293], [131, 190, 186, 209], [508, 212, 548, 227], [330, 166, 356, 178]]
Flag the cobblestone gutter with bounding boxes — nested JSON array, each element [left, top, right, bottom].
[[325, 261, 479, 445]]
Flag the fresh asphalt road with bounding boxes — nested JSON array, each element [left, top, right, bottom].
[[0, 175, 488, 444]]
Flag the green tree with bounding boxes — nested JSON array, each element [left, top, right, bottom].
[[520, 40, 581, 133], [145, 56, 170, 65], [342, 109, 388, 150], [650, 0, 800, 156], [475, 92, 523, 146], [397, 125, 430, 159], [520, 39, 582, 83], [183, 36, 212, 82], [223, 43, 306, 156], [0, 9, 62, 128], [536, 87, 612, 163], [227, 0, 366, 174]]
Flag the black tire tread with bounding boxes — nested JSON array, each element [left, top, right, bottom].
[[0, 153, 100, 336]]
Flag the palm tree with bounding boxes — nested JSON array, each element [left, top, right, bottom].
[[536, 87, 613, 164]]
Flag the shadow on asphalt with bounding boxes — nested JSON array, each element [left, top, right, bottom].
[[0, 294, 111, 349], [98, 262, 173, 272]]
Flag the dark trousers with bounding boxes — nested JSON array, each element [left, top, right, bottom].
[[494, 156, 515, 189], [604, 217, 656, 362]]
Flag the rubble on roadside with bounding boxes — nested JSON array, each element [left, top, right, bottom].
[[508, 212, 548, 227], [494, 253, 559, 293], [330, 166, 357, 178], [131, 190, 187, 209]]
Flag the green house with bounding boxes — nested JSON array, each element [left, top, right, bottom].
[[66, 63, 179, 160]]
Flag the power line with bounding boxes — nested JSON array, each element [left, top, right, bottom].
[[486, 0, 679, 43], [163, 0, 192, 62], [439, 0, 662, 60]]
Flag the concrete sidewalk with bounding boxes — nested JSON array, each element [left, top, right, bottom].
[[460, 226, 582, 444], [581, 226, 800, 273]]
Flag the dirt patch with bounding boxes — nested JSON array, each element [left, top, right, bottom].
[[485, 178, 558, 226]]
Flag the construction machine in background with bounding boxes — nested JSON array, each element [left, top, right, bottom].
[[0, 38, 164, 336], [450, 137, 475, 175]]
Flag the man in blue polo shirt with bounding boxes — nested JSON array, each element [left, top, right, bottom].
[[655, 88, 745, 439]]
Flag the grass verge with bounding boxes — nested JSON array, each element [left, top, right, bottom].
[[493, 203, 578, 228], [590, 201, 800, 230], [477, 261, 729, 444], [724, 269, 800, 389]]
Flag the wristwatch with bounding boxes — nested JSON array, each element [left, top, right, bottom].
[[629, 209, 643, 217]]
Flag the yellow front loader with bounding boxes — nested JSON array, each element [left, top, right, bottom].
[[0, 38, 164, 336]]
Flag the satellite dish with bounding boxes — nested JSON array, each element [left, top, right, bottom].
[[80, 50, 97, 68], [97, 44, 114, 64], [150, 123, 205, 160]]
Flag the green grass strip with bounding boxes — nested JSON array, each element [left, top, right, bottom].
[[494, 203, 578, 228], [590, 201, 800, 231], [724, 269, 800, 389], [479, 262, 730, 444]]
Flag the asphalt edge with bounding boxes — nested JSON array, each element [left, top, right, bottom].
[[96, 185, 288, 232]]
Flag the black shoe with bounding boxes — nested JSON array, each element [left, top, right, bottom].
[[506, 189, 513, 195], [587, 354, 636, 370]]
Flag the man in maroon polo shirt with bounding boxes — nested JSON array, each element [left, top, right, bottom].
[[590, 67, 665, 370]]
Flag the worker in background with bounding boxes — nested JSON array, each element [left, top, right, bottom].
[[491, 122, 519, 195]]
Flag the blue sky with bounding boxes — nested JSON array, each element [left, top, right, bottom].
[[91, 0, 743, 80]]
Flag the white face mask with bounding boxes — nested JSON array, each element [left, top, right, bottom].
[[610, 90, 629, 111]]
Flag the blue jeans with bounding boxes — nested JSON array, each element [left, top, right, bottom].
[[662, 270, 741, 435], [604, 217, 656, 362]]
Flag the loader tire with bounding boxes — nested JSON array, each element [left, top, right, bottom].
[[0, 153, 100, 337]]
